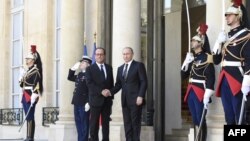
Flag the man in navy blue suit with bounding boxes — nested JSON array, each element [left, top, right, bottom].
[[105, 47, 147, 141]]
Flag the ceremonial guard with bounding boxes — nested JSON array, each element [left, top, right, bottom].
[[212, 0, 250, 125], [19, 45, 43, 141], [67, 55, 92, 141], [181, 24, 215, 141]]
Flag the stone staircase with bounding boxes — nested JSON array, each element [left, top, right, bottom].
[[165, 86, 193, 141], [165, 122, 192, 141]]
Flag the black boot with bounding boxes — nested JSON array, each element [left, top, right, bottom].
[[24, 120, 35, 141], [199, 121, 207, 141]]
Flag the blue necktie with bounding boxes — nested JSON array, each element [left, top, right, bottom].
[[101, 65, 105, 79]]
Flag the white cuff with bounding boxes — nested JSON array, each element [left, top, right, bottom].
[[242, 75, 250, 86], [181, 63, 188, 71], [212, 41, 221, 55], [204, 89, 214, 98]]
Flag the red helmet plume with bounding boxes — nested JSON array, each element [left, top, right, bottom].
[[232, 0, 242, 7], [31, 45, 37, 53], [198, 23, 208, 35]]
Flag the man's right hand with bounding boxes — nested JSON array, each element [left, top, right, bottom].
[[216, 31, 227, 43], [31, 93, 39, 105], [181, 52, 194, 71], [71, 62, 80, 71], [101, 89, 111, 97], [19, 67, 26, 82], [85, 103, 90, 112], [213, 31, 227, 54]]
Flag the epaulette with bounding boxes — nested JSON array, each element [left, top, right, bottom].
[[192, 53, 213, 70], [206, 53, 213, 64]]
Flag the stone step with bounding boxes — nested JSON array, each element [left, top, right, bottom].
[[165, 135, 189, 141], [172, 128, 190, 136], [181, 122, 193, 129], [165, 119, 192, 141]]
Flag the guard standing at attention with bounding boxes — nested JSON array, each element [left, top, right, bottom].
[[19, 45, 43, 141]]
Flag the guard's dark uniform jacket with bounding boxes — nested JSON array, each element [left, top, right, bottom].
[[213, 26, 250, 97], [20, 65, 41, 104], [182, 51, 215, 102], [67, 69, 89, 106]]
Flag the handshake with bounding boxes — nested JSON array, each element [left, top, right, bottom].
[[102, 89, 112, 97]]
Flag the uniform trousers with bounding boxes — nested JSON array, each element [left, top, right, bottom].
[[22, 96, 36, 120], [74, 105, 90, 141], [220, 77, 242, 125], [187, 89, 204, 126]]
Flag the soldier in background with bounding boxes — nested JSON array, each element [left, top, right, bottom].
[[181, 24, 215, 141], [67, 55, 92, 141], [19, 45, 43, 141], [212, 0, 250, 125]]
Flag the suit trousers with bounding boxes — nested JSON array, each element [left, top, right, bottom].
[[122, 104, 142, 141], [89, 99, 112, 141]]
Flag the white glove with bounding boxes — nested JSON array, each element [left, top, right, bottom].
[[217, 31, 227, 43], [85, 103, 90, 112], [241, 86, 249, 101], [241, 75, 250, 101], [212, 31, 227, 54], [31, 93, 39, 105], [18, 67, 26, 81], [203, 89, 214, 109], [181, 52, 194, 71], [71, 62, 80, 71]]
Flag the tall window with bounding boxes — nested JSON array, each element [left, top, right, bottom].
[[11, 0, 24, 108], [55, 0, 62, 106]]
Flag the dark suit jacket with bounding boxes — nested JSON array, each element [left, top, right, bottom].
[[86, 63, 114, 107], [111, 60, 147, 107]]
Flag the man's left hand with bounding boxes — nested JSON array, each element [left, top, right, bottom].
[[136, 97, 143, 106], [241, 75, 250, 101], [31, 93, 39, 105], [241, 85, 250, 101]]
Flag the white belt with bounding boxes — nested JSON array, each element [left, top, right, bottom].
[[189, 78, 205, 84], [189, 78, 206, 89], [221, 60, 242, 67], [24, 86, 33, 90], [221, 60, 244, 76]]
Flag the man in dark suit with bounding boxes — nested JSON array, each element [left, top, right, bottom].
[[106, 47, 147, 141], [85, 47, 114, 141]]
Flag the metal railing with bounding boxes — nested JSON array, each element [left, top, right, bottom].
[[0, 108, 23, 126], [42, 107, 59, 127], [0, 107, 59, 127]]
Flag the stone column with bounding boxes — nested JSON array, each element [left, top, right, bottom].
[[196, 0, 230, 141], [97, 0, 112, 63], [84, 0, 98, 55], [49, 0, 84, 140], [112, 1, 155, 141], [0, 0, 11, 109], [164, 8, 182, 135], [24, 0, 55, 138], [112, 0, 141, 122]]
